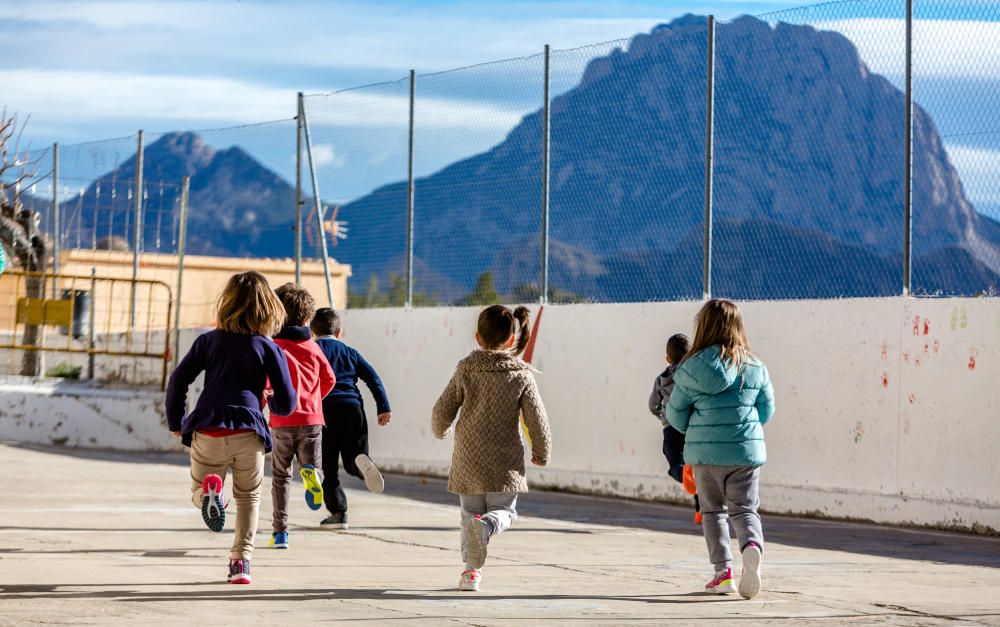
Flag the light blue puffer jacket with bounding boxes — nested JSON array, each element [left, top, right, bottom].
[[665, 345, 775, 466]]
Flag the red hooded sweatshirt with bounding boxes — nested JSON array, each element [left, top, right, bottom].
[[269, 326, 335, 428]]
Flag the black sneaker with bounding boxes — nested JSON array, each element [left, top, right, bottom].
[[320, 512, 348, 530]]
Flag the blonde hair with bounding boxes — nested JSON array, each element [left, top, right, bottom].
[[685, 299, 752, 370], [216, 271, 285, 336]]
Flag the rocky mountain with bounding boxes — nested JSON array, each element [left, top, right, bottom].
[[68, 132, 297, 257], [52, 14, 1000, 300], [335, 14, 1000, 299]]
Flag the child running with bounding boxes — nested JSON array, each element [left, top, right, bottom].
[[648, 333, 701, 523], [666, 299, 775, 599], [165, 271, 296, 585], [311, 307, 390, 529], [268, 284, 336, 548], [432, 305, 552, 592]]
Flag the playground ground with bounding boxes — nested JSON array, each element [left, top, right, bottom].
[[0, 443, 998, 626]]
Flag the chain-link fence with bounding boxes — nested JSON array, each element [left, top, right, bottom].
[[4, 0, 999, 310]]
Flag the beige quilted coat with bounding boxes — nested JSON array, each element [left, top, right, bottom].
[[432, 349, 552, 494]]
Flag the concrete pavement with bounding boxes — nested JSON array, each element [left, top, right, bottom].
[[0, 443, 998, 625]]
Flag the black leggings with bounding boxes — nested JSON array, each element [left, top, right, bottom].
[[321, 403, 370, 514]]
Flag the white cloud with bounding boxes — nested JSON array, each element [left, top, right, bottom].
[[309, 144, 346, 168], [945, 143, 1000, 205], [815, 19, 1000, 79], [0, 69, 527, 131]]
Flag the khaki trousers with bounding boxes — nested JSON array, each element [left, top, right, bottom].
[[189, 431, 265, 560]]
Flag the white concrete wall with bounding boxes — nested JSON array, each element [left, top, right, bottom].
[[2, 297, 996, 532], [337, 298, 999, 533], [0, 377, 181, 452]]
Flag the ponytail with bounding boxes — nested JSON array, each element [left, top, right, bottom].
[[477, 304, 532, 355], [511, 306, 531, 356]]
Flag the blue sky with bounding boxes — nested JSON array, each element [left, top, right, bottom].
[[1, 0, 998, 213]]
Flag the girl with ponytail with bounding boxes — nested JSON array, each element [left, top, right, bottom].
[[432, 304, 552, 592]]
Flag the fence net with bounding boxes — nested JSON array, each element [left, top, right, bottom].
[[303, 79, 411, 308], [913, 0, 1000, 295], [551, 29, 707, 304], [3, 0, 999, 310]]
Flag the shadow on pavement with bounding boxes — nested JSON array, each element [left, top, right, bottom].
[[383, 474, 1000, 570], [12, 443, 1000, 569]]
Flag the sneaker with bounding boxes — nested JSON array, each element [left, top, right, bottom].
[[458, 569, 481, 592], [464, 515, 489, 569], [320, 512, 348, 530], [705, 568, 736, 594], [269, 531, 289, 549], [200, 474, 226, 532], [300, 464, 324, 511], [355, 454, 385, 494], [228, 559, 251, 584], [739, 543, 763, 600]]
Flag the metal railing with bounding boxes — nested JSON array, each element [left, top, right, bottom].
[[0, 270, 174, 388]]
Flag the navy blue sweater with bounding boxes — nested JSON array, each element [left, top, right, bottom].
[[165, 329, 297, 452], [315, 337, 391, 415]]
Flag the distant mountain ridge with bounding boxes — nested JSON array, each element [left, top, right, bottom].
[[57, 15, 1000, 300]]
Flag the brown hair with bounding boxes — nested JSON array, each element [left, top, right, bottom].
[[666, 333, 690, 364], [685, 299, 752, 370], [310, 307, 341, 337], [477, 304, 531, 356], [275, 282, 316, 327], [216, 271, 285, 336]]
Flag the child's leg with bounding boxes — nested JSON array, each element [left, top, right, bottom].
[[724, 466, 763, 552], [458, 494, 487, 569], [322, 421, 347, 515], [297, 425, 324, 469], [482, 493, 518, 538], [227, 433, 265, 560], [189, 433, 228, 508], [693, 465, 733, 572], [297, 425, 325, 509], [270, 428, 296, 534], [340, 405, 370, 481]]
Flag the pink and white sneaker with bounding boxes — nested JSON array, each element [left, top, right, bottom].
[[200, 474, 226, 532], [228, 559, 251, 584], [459, 569, 481, 591], [705, 568, 737, 594]]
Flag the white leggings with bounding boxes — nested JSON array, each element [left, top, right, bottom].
[[459, 493, 518, 568]]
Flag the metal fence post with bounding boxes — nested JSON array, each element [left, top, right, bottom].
[[299, 96, 336, 308], [88, 267, 96, 380], [295, 93, 304, 285], [51, 142, 59, 297], [173, 176, 190, 369], [903, 0, 913, 296], [406, 69, 416, 308], [540, 44, 551, 304], [130, 130, 145, 326], [703, 16, 716, 301]]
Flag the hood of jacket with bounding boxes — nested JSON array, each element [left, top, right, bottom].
[[674, 346, 742, 395], [460, 349, 533, 373]]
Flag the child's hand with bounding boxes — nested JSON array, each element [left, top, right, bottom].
[[263, 389, 274, 399], [377, 412, 391, 426], [531, 455, 546, 466], [170, 431, 182, 440]]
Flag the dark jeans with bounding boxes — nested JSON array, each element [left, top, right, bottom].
[[321, 402, 369, 514], [662, 425, 686, 484]]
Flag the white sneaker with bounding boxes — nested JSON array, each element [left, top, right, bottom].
[[459, 569, 481, 591], [464, 516, 489, 569], [739, 543, 762, 600], [355, 454, 385, 494]]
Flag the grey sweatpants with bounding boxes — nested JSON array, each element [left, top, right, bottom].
[[693, 465, 764, 571], [459, 493, 518, 569]]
